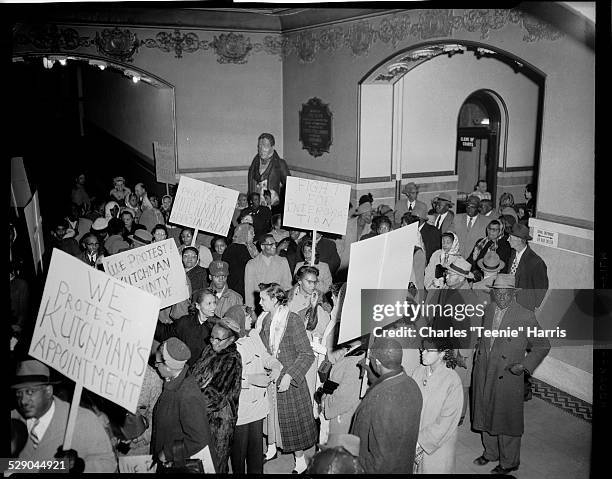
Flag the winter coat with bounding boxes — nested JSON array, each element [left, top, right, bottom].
[[223, 243, 252, 300], [190, 343, 242, 473], [322, 353, 363, 435], [154, 313, 216, 367], [151, 367, 215, 464], [259, 310, 317, 452], [471, 301, 551, 436], [350, 370, 422, 474]]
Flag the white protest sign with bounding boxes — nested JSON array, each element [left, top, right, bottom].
[[338, 223, 418, 344], [11, 156, 32, 208], [169, 175, 239, 237], [101, 239, 188, 309], [118, 455, 157, 473], [29, 249, 161, 413], [283, 176, 351, 236], [153, 141, 177, 185]]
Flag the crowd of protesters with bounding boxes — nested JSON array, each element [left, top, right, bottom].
[[10, 133, 549, 475]]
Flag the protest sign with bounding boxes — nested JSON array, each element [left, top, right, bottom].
[[29, 249, 161, 415], [118, 455, 157, 473], [338, 222, 418, 344], [11, 156, 32, 209], [169, 175, 238, 238], [24, 191, 45, 274], [283, 176, 351, 236], [153, 141, 177, 185], [101, 239, 188, 309]]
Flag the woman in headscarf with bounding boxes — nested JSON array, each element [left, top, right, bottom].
[[227, 305, 282, 474], [223, 223, 258, 299], [424, 232, 461, 291], [190, 318, 243, 473], [258, 283, 317, 474], [104, 201, 120, 221], [412, 337, 463, 474], [498, 192, 518, 220]]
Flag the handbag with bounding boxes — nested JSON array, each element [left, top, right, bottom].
[[317, 358, 333, 383], [158, 440, 205, 474]]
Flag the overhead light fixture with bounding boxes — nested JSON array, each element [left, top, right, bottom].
[[58, 58, 67, 66], [124, 69, 141, 83], [132, 75, 140, 83], [480, 118, 490, 125], [42, 57, 55, 69]]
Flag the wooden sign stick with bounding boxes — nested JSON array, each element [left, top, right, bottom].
[[63, 383, 83, 450], [191, 228, 198, 247], [310, 229, 318, 266]]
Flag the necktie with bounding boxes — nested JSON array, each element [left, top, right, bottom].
[[510, 254, 519, 274], [435, 215, 442, 229], [467, 217, 474, 231], [408, 202, 413, 213], [30, 418, 40, 448]]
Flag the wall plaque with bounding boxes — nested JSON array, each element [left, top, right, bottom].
[[299, 97, 332, 158]]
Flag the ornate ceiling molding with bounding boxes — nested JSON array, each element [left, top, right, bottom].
[[12, 9, 564, 65]]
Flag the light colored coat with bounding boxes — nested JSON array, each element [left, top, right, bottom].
[[394, 198, 428, 227], [243, 254, 292, 308], [412, 364, 463, 474], [12, 398, 117, 472], [323, 354, 364, 435]]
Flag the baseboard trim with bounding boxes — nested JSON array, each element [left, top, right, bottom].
[[532, 354, 592, 404]]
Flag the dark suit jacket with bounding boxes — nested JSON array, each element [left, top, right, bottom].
[[504, 246, 549, 311], [419, 222, 441, 265], [434, 211, 454, 234]]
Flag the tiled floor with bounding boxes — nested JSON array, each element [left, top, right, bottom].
[[264, 395, 591, 476]]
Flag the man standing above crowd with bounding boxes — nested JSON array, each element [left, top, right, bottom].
[[394, 182, 428, 228], [11, 360, 116, 472], [248, 133, 290, 209], [350, 337, 422, 474], [243, 233, 292, 310], [433, 193, 454, 233]]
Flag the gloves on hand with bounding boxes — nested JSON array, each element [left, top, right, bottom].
[[508, 363, 526, 375], [55, 447, 85, 473]]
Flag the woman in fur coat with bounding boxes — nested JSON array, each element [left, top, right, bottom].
[[190, 320, 243, 473]]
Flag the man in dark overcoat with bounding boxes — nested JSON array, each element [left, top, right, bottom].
[[350, 337, 422, 474], [471, 274, 550, 475]]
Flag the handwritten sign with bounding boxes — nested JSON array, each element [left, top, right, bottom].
[[101, 239, 188, 309], [153, 141, 177, 185], [533, 227, 558, 249], [169, 176, 239, 237], [29, 249, 161, 413], [118, 455, 157, 473], [283, 176, 351, 235], [338, 223, 418, 344]]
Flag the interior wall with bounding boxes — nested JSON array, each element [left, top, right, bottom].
[[398, 53, 539, 177], [82, 66, 175, 163]]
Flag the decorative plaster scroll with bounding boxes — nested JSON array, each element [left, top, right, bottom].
[[12, 9, 564, 64], [211, 33, 253, 64], [95, 28, 140, 62]]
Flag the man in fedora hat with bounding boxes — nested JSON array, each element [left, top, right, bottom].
[[503, 223, 549, 312], [394, 182, 428, 228], [433, 193, 455, 233], [10, 360, 116, 472], [468, 219, 512, 282], [129, 229, 154, 248], [472, 251, 505, 304], [471, 274, 550, 474]]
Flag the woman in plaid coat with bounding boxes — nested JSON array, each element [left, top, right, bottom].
[[258, 282, 317, 474]]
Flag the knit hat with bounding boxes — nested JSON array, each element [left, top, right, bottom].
[[91, 217, 109, 232], [161, 337, 191, 369], [356, 202, 372, 215], [216, 316, 242, 338], [209, 260, 229, 276]]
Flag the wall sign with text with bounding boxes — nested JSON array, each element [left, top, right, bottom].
[[299, 97, 332, 158], [458, 136, 475, 150]]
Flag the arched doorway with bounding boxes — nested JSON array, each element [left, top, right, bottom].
[[455, 89, 506, 211]]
